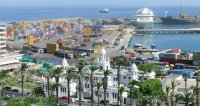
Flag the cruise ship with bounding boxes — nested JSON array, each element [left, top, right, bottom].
[[131, 7, 154, 29]]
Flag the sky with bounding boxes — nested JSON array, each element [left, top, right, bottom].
[[0, 0, 199, 7]]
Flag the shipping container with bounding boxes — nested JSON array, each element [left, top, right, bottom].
[[74, 48, 92, 55], [159, 53, 178, 59], [174, 63, 186, 69], [47, 43, 59, 54], [83, 26, 93, 35], [167, 69, 196, 78], [160, 58, 176, 64]]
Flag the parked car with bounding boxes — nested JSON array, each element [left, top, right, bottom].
[[59, 96, 68, 100], [3, 86, 12, 91], [12, 89, 19, 92], [31, 46, 44, 53], [100, 100, 109, 105], [111, 101, 119, 106]]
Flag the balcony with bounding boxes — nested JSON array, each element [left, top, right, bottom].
[[0, 45, 6, 48]]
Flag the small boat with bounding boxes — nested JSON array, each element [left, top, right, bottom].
[[99, 8, 109, 13], [134, 33, 143, 36], [134, 43, 143, 49]]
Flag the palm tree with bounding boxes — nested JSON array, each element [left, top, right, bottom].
[[116, 60, 128, 106], [183, 72, 190, 93], [18, 63, 29, 97], [102, 68, 112, 106], [0, 70, 9, 101], [119, 86, 127, 106], [88, 63, 98, 106], [192, 86, 199, 106], [77, 60, 85, 106], [65, 67, 76, 105], [195, 71, 200, 106], [164, 85, 171, 106], [43, 66, 54, 97], [129, 80, 139, 106], [96, 81, 102, 106], [51, 67, 64, 105], [176, 92, 192, 106], [170, 80, 180, 106], [32, 86, 45, 97]]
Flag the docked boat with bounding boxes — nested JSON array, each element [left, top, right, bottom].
[[99, 8, 109, 13], [160, 13, 200, 25], [131, 7, 154, 29]]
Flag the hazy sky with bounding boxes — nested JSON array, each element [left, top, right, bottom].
[[0, 0, 199, 7]]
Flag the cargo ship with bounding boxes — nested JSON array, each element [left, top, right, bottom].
[[131, 7, 154, 29], [160, 13, 200, 25], [99, 8, 109, 13]]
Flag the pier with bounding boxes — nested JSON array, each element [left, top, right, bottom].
[[133, 28, 200, 34]]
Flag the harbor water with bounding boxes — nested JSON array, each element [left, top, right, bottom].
[[129, 24, 200, 51], [1, 6, 200, 51]]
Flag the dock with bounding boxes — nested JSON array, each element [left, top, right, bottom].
[[133, 28, 200, 34]]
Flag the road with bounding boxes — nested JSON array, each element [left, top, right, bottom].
[[3, 90, 105, 106]]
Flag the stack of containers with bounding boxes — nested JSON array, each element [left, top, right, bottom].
[[47, 43, 59, 54]]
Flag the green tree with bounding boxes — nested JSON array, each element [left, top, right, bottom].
[[7, 97, 32, 106], [18, 63, 29, 97], [96, 81, 102, 106], [137, 63, 162, 81], [115, 60, 128, 105], [0, 70, 9, 101], [176, 92, 192, 106], [102, 68, 112, 106], [163, 85, 171, 106], [140, 79, 163, 106], [129, 80, 140, 106], [65, 67, 76, 105], [182, 72, 190, 93], [88, 63, 98, 106], [170, 80, 180, 106], [76, 60, 85, 106], [43, 66, 54, 97], [192, 86, 199, 106], [51, 67, 63, 105], [32, 86, 45, 97], [119, 86, 127, 106], [195, 71, 200, 106]]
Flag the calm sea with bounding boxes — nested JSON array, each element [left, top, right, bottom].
[[1, 6, 200, 51]]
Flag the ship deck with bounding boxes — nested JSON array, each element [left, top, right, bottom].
[[133, 28, 200, 34]]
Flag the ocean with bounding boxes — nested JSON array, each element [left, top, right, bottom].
[[1, 6, 200, 51]]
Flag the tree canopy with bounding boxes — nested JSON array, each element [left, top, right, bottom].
[[140, 79, 162, 96]]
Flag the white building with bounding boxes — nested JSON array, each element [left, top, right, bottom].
[[0, 53, 24, 71], [0, 24, 7, 57], [95, 47, 110, 70], [82, 48, 140, 104], [93, 85, 128, 105], [40, 57, 77, 97]]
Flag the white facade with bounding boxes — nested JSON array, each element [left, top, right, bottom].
[[0, 24, 7, 57], [95, 47, 111, 70], [0, 54, 23, 70], [93, 86, 128, 104], [40, 58, 77, 97], [82, 48, 140, 104], [141, 71, 156, 81], [40, 76, 77, 97]]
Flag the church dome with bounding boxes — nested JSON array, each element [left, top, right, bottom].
[[101, 47, 106, 54], [131, 63, 138, 71], [62, 57, 69, 67]]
